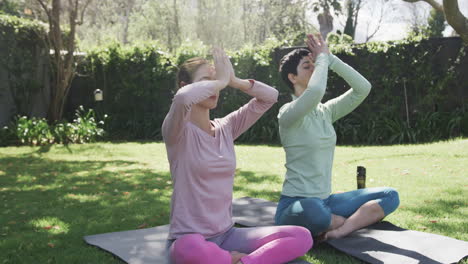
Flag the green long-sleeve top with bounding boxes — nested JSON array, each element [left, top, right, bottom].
[[278, 53, 372, 199]]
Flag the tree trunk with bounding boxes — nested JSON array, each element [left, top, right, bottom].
[[47, 0, 65, 122], [36, 0, 91, 122], [242, 0, 248, 42], [443, 0, 468, 44], [173, 0, 181, 46], [196, 0, 208, 42], [404, 0, 443, 12], [403, 0, 467, 44], [353, 0, 362, 36], [121, 1, 132, 44], [167, 23, 173, 51], [318, 7, 333, 39], [343, 0, 355, 38]]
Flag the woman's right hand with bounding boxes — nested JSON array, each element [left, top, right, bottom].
[[306, 33, 329, 61], [212, 47, 232, 88]]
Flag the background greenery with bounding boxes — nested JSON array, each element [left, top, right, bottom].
[[0, 0, 316, 51], [0, 14, 48, 119], [1, 2, 466, 264], [0, 107, 106, 147], [0, 139, 467, 263], [70, 36, 468, 144], [1, 14, 467, 146]]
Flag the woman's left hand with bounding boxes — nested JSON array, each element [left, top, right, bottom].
[[213, 47, 233, 88], [228, 56, 240, 87], [227, 56, 252, 91], [306, 33, 329, 61]]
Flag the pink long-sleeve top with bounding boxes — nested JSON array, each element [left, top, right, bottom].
[[162, 80, 278, 239]]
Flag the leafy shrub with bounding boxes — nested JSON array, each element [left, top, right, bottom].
[[73, 106, 105, 143], [54, 106, 106, 144], [15, 116, 54, 145], [1, 107, 105, 146]]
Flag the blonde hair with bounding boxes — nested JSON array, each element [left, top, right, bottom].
[[176, 57, 209, 89]]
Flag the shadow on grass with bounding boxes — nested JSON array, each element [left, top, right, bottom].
[[398, 188, 468, 238], [97, 140, 163, 145], [308, 243, 363, 264], [234, 169, 283, 201], [1, 159, 371, 263], [36, 144, 53, 154], [0, 154, 172, 263]]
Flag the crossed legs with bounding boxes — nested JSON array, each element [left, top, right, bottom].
[[170, 225, 312, 264], [276, 187, 400, 239]]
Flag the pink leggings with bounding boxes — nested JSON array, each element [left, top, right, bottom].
[[169, 225, 312, 264]]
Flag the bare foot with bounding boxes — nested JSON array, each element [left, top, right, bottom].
[[323, 228, 346, 240], [230, 251, 246, 264], [329, 215, 346, 230], [315, 215, 347, 242]]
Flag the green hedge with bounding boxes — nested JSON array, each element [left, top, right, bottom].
[[2, 15, 466, 145], [69, 37, 467, 144], [327, 37, 467, 144], [0, 14, 48, 117], [71, 38, 290, 142], [71, 44, 177, 140]]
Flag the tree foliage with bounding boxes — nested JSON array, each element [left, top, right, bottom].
[[427, 8, 446, 37], [71, 0, 318, 50], [0, 0, 22, 16], [343, 0, 362, 39], [403, 0, 468, 44], [61, 37, 468, 144]]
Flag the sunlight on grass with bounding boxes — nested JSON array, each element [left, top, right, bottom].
[[30, 217, 70, 235], [63, 193, 102, 202], [0, 139, 467, 263]]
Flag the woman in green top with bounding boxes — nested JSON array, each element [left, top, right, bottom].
[[274, 34, 400, 240]]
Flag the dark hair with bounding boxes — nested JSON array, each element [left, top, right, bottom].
[[278, 48, 310, 91], [176, 57, 209, 89]]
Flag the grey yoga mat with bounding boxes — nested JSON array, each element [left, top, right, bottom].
[[232, 196, 278, 226], [84, 197, 312, 264], [231, 196, 468, 264], [326, 221, 468, 264], [85, 224, 171, 264]]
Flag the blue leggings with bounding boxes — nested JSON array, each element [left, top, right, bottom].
[[274, 187, 400, 236]]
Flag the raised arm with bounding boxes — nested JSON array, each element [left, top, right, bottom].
[[222, 79, 278, 140], [162, 48, 231, 145], [323, 55, 372, 123], [162, 80, 226, 145], [278, 34, 330, 128], [228, 72, 278, 104]]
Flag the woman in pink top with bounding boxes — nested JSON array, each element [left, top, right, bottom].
[[162, 48, 312, 264]]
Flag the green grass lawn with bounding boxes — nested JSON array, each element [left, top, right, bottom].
[[1, 139, 467, 263]]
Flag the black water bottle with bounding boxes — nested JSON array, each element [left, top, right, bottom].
[[357, 166, 366, 189]]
